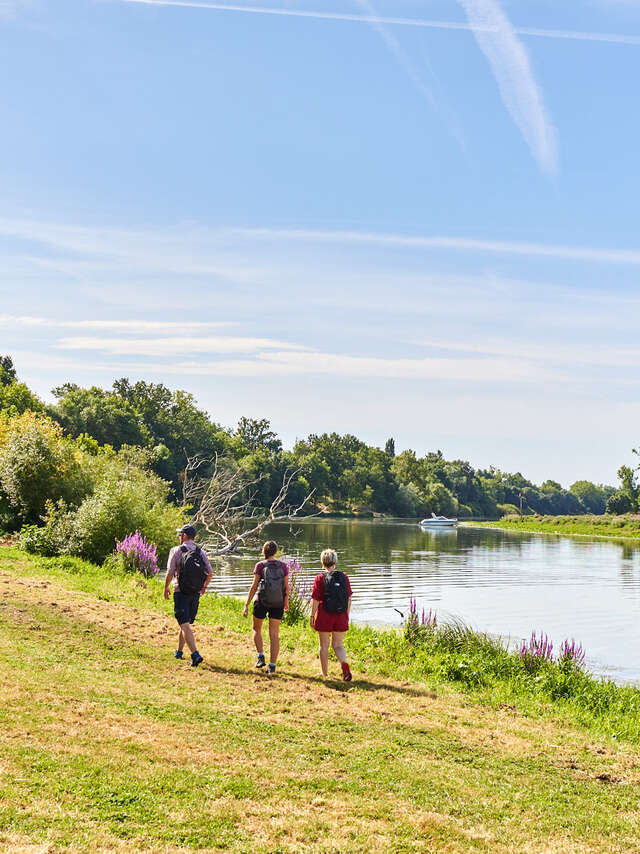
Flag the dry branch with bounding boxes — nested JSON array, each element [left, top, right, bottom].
[[182, 454, 316, 555]]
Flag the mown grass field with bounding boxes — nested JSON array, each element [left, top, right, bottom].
[[2, 545, 640, 853], [465, 514, 640, 540]]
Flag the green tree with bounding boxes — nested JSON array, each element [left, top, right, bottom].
[[111, 379, 230, 484], [569, 480, 610, 515], [235, 417, 282, 453], [51, 384, 149, 449], [0, 356, 17, 387], [612, 464, 639, 513], [384, 437, 395, 457], [0, 382, 44, 415]]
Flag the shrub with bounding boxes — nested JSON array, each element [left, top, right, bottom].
[[498, 503, 520, 517], [64, 477, 184, 565], [0, 412, 87, 524], [18, 449, 185, 565], [19, 523, 63, 557]]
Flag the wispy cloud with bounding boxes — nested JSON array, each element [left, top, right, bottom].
[[55, 336, 310, 356], [0, 315, 236, 332], [456, 0, 557, 173], [228, 225, 640, 265], [4, 217, 640, 268], [415, 336, 640, 370], [47, 348, 553, 383], [116, 0, 640, 47], [48, 333, 640, 384]]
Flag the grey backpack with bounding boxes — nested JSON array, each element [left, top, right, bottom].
[[257, 560, 286, 608]]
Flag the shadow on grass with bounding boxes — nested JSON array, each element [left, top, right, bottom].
[[198, 661, 437, 700]]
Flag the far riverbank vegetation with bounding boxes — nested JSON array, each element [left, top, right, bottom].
[[468, 514, 640, 540], [1, 354, 638, 563]]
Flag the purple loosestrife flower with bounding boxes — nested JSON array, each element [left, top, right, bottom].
[[282, 556, 312, 622], [422, 608, 437, 629], [518, 631, 553, 669], [405, 597, 437, 643], [115, 531, 159, 578], [559, 638, 586, 669]]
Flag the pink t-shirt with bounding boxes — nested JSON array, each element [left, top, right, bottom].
[[254, 559, 289, 579]]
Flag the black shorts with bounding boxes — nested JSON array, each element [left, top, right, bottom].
[[253, 600, 284, 621], [174, 591, 200, 625]]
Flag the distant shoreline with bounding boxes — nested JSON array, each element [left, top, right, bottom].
[[463, 515, 640, 541]]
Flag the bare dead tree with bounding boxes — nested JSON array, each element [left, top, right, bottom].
[[181, 454, 316, 555]]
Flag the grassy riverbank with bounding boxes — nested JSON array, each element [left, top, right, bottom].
[[2, 546, 640, 852], [465, 514, 640, 540]]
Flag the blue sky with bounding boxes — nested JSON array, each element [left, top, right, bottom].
[[1, 0, 640, 486]]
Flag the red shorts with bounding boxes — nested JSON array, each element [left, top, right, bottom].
[[313, 607, 349, 633]]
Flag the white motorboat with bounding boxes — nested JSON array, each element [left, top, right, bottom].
[[419, 513, 457, 528]]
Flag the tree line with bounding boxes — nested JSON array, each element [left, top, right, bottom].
[[0, 355, 636, 563]]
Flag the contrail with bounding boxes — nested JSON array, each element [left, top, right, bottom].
[[353, 0, 440, 111], [352, 0, 467, 151], [458, 0, 557, 174], [119, 0, 640, 47]]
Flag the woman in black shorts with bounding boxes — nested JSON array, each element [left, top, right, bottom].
[[243, 541, 289, 674]]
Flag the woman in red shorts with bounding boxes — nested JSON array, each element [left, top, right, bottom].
[[310, 548, 352, 681]]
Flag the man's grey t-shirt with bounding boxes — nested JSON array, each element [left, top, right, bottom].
[[166, 541, 213, 592]]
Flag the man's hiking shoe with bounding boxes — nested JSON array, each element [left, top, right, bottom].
[[255, 653, 266, 668], [174, 650, 183, 660], [190, 651, 203, 667], [267, 663, 276, 675], [341, 662, 352, 682]]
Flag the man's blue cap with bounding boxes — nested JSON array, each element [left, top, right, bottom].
[[177, 524, 197, 538]]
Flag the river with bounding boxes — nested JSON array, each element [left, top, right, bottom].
[[207, 518, 640, 684]]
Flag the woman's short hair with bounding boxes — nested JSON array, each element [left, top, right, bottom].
[[262, 540, 278, 559], [321, 548, 337, 568]]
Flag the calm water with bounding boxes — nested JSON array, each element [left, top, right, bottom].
[[208, 519, 640, 683]]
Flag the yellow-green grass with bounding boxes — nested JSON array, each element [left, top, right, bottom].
[[464, 515, 640, 541], [2, 546, 640, 853]]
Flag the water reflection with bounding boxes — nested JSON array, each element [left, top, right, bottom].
[[207, 519, 640, 683]]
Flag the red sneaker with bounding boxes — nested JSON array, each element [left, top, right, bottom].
[[341, 661, 352, 682]]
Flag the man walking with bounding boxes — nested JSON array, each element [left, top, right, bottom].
[[164, 524, 213, 667]]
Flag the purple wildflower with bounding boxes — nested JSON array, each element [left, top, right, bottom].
[[518, 631, 554, 669], [406, 595, 437, 642], [559, 638, 586, 670], [282, 556, 312, 621], [115, 531, 159, 578]]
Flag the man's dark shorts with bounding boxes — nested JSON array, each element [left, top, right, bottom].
[[174, 590, 200, 625], [253, 601, 284, 621]]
